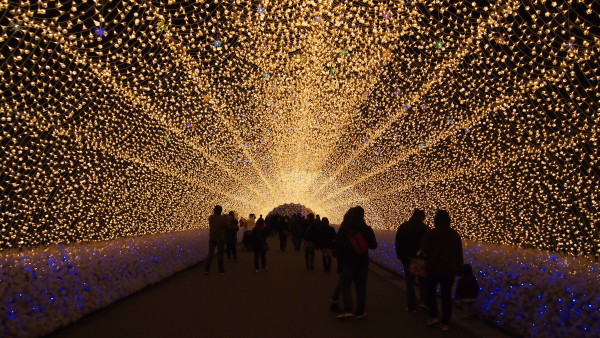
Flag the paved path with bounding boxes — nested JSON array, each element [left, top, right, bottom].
[[48, 238, 510, 338]]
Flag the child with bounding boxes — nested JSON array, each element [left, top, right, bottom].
[[455, 264, 479, 319]]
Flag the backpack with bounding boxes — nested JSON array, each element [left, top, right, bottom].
[[347, 229, 369, 254]]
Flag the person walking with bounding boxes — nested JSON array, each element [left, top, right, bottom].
[[205, 205, 227, 275], [303, 213, 318, 271], [395, 209, 430, 312], [335, 206, 378, 320], [291, 213, 303, 251], [422, 210, 463, 331], [252, 217, 269, 272], [317, 217, 336, 272], [225, 211, 239, 263], [278, 215, 290, 252]]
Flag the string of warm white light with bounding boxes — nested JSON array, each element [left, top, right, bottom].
[[1, 0, 598, 257]]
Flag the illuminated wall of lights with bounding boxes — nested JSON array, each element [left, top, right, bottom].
[[1, 0, 598, 257]]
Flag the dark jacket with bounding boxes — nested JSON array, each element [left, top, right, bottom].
[[421, 225, 463, 276], [252, 223, 268, 251], [304, 219, 319, 243], [395, 218, 429, 261], [225, 217, 239, 242], [278, 219, 290, 238], [455, 274, 479, 301], [316, 225, 337, 249], [208, 214, 227, 241], [334, 222, 377, 266]]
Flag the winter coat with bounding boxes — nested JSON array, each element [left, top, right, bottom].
[[252, 223, 268, 251], [208, 214, 227, 241], [395, 218, 429, 261], [421, 225, 463, 276], [316, 225, 337, 249], [303, 219, 319, 243], [334, 222, 377, 267], [225, 217, 239, 242]]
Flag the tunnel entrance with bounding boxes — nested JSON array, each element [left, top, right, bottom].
[[267, 203, 315, 217]]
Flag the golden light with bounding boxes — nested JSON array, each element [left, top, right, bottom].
[[0, 0, 598, 257]]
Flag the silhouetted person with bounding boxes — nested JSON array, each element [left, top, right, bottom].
[[335, 206, 377, 319], [455, 264, 479, 319], [278, 215, 290, 252], [258, 214, 264, 225], [291, 213, 303, 251], [266, 214, 277, 237], [395, 209, 429, 312], [422, 210, 463, 331], [317, 217, 336, 272], [331, 210, 355, 313], [252, 217, 269, 272], [225, 211, 239, 263], [304, 213, 318, 271], [205, 205, 227, 274], [242, 214, 256, 251]]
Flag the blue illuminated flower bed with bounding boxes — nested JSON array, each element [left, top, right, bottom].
[[0, 230, 210, 337]]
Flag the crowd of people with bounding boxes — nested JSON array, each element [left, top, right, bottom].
[[204, 205, 477, 331]]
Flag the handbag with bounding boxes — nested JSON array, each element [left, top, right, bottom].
[[409, 251, 426, 277]]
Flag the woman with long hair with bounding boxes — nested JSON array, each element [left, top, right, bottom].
[[333, 206, 377, 319]]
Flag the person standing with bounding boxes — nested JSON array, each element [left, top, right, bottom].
[[205, 205, 227, 274], [395, 209, 430, 312], [225, 211, 239, 263], [242, 214, 256, 251], [317, 217, 337, 272], [252, 217, 269, 272], [422, 210, 463, 331], [335, 206, 378, 320], [330, 209, 353, 313]]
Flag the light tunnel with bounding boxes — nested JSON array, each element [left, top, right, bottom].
[[0, 0, 599, 336]]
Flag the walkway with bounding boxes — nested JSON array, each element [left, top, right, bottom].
[[48, 238, 511, 338]]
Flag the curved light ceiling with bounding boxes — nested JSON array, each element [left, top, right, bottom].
[[0, 0, 598, 257]]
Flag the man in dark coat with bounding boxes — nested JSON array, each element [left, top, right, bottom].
[[206, 205, 227, 274], [395, 209, 429, 312], [421, 210, 463, 331], [316, 217, 336, 272]]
